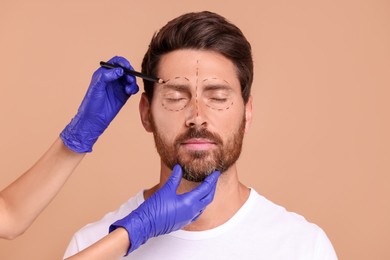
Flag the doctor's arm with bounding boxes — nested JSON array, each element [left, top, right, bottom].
[[66, 165, 220, 259], [0, 56, 138, 240], [0, 139, 84, 239]]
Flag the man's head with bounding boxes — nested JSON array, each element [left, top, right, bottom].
[[141, 11, 253, 104], [139, 12, 253, 182]]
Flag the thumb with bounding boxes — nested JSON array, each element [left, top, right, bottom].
[[187, 170, 220, 200], [164, 164, 183, 192]]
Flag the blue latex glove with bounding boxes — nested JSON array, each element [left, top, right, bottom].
[[109, 164, 221, 255], [60, 56, 139, 153]]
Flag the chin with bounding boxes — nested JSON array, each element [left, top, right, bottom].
[[180, 162, 221, 183], [181, 171, 209, 183]]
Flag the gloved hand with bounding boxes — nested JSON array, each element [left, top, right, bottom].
[[109, 164, 221, 255], [60, 56, 139, 153]]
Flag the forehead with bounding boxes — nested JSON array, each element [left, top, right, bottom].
[[156, 49, 240, 90]]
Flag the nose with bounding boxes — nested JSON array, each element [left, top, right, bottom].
[[185, 98, 208, 128]]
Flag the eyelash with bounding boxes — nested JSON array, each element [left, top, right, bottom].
[[165, 97, 188, 102], [209, 97, 228, 102]]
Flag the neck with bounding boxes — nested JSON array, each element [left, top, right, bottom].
[[144, 161, 250, 231]]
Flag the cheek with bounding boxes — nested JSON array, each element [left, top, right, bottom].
[[218, 105, 246, 131], [151, 105, 184, 140]]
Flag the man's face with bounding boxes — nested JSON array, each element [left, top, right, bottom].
[[141, 49, 252, 182]]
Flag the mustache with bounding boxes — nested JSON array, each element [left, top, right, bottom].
[[174, 127, 223, 146]]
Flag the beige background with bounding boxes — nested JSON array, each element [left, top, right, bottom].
[[0, 0, 389, 259]]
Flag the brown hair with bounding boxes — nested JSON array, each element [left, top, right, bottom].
[[141, 11, 253, 104]]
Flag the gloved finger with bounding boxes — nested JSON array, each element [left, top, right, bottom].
[[96, 66, 125, 83], [199, 175, 218, 205], [125, 81, 139, 95], [190, 210, 203, 222], [163, 164, 183, 192], [108, 56, 137, 84], [107, 56, 133, 70], [108, 56, 138, 93], [184, 170, 220, 201]]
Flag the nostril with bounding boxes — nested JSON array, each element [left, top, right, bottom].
[[185, 102, 208, 128], [186, 118, 206, 128]]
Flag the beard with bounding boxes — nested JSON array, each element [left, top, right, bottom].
[[150, 114, 246, 182]]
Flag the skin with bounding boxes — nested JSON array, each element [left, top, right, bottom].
[[0, 138, 130, 259], [65, 228, 129, 259], [0, 49, 252, 258], [140, 49, 253, 231], [0, 138, 85, 240]]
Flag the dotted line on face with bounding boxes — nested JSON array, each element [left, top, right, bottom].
[[196, 60, 199, 116], [205, 101, 234, 111], [160, 77, 190, 112], [160, 73, 233, 111], [161, 104, 188, 112], [202, 78, 233, 111]]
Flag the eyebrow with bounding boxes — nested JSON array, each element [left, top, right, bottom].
[[202, 84, 233, 92], [161, 78, 233, 92], [162, 83, 191, 92], [202, 80, 233, 92]]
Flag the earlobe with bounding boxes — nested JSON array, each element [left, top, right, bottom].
[[244, 95, 253, 133], [139, 93, 153, 132]]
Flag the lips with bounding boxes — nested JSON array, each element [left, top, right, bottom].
[[181, 138, 217, 150]]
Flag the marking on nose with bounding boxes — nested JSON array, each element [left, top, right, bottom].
[[196, 60, 199, 116]]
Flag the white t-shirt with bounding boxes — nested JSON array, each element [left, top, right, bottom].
[[64, 189, 337, 259]]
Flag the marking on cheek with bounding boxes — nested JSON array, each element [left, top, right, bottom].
[[205, 101, 234, 111], [161, 103, 188, 112]]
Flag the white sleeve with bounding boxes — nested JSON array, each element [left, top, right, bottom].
[[63, 234, 81, 259], [312, 228, 338, 260]]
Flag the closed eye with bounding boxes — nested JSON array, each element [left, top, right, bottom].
[[165, 97, 188, 102], [209, 97, 228, 102]]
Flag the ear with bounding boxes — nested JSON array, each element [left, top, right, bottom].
[[139, 93, 153, 132], [244, 95, 253, 133]]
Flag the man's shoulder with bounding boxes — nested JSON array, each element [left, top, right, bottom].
[[248, 189, 324, 237], [229, 189, 337, 259]]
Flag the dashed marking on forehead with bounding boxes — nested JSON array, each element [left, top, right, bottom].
[[202, 78, 230, 85], [163, 77, 190, 84]]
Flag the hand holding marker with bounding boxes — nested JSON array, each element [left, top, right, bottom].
[[100, 61, 165, 84]]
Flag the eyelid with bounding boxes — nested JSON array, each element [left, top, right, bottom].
[[203, 85, 234, 98], [161, 86, 191, 99]]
